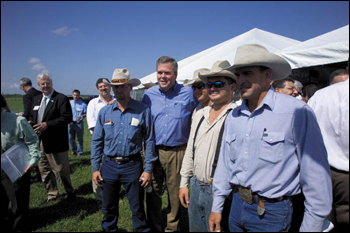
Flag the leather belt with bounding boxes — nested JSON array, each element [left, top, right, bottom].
[[156, 144, 186, 151], [235, 186, 289, 205], [108, 153, 140, 165]]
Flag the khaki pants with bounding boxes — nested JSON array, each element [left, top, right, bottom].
[[146, 145, 186, 232], [38, 143, 74, 199]]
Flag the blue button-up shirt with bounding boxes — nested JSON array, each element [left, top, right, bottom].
[[212, 88, 332, 232], [70, 99, 87, 123], [91, 99, 157, 173], [142, 83, 197, 146]]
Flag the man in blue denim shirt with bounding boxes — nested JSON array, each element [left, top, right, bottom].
[[91, 68, 157, 232], [68, 89, 87, 156], [142, 56, 197, 232], [209, 44, 332, 232]]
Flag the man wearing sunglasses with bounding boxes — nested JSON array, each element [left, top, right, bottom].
[[180, 60, 237, 232], [209, 44, 332, 232], [91, 68, 157, 232], [187, 68, 212, 115]]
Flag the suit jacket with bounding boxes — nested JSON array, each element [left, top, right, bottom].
[[30, 90, 73, 154], [22, 87, 42, 120]]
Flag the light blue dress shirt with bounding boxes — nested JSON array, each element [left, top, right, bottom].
[[142, 83, 198, 147], [91, 99, 157, 173], [212, 88, 332, 232], [70, 99, 87, 123]]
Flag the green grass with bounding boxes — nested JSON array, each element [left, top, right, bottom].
[[5, 95, 189, 232]]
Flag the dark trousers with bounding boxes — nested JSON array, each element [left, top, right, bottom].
[[101, 156, 149, 232], [1, 169, 31, 232], [329, 167, 349, 232]]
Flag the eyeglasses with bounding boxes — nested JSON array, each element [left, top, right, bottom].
[[192, 83, 206, 90], [206, 81, 227, 89], [112, 79, 129, 84]]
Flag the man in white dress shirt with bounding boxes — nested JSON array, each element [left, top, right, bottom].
[[308, 74, 349, 232]]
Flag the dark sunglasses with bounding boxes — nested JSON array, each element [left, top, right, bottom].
[[206, 81, 227, 89], [192, 83, 206, 90]]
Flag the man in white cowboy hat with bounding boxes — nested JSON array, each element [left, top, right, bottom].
[[209, 44, 332, 232], [91, 68, 157, 232], [179, 61, 237, 232], [187, 68, 212, 115]]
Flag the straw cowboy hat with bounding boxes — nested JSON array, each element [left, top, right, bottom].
[[106, 68, 141, 87], [198, 60, 236, 83], [226, 44, 291, 81], [186, 68, 210, 86]]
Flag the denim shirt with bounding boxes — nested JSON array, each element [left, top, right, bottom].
[[70, 99, 87, 123], [142, 83, 198, 146], [212, 88, 332, 232], [91, 99, 157, 173]]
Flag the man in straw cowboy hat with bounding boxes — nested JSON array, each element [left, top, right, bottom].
[[179, 61, 238, 232], [91, 68, 157, 232], [209, 44, 332, 232]]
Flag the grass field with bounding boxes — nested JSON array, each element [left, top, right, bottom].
[[4, 95, 189, 232]]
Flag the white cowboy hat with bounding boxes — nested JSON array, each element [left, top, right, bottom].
[[186, 68, 210, 86], [226, 44, 291, 81], [106, 68, 141, 87], [198, 60, 236, 83]]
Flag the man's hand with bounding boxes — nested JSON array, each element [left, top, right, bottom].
[[179, 187, 190, 208], [139, 172, 151, 187], [209, 212, 222, 232], [92, 171, 103, 186], [33, 122, 48, 134]]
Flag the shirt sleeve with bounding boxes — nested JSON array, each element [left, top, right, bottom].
[[211, 119, 233, 213], [91, 109, 105, 172], [179, 112, 199, 188], [294, 105, 332, 232], [142, 107, 157, 173], [87, 101, 96, 130], [17, 116, 41, 166]]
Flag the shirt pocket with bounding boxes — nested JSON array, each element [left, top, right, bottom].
[[225, 134, 237, 162], [259, 132, 285, 163], [172, 102, 189, 119], [103, 124, 115, 141]]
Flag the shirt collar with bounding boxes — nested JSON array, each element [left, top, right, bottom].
[[159, 82, 180, 94], [112, 98, 136, 111], [43, 89, 54, 99], [239, 87, 275, 115]]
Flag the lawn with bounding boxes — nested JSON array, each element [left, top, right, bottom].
[[4, 95, 189, 232]]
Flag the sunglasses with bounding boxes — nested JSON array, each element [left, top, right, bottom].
[[192, 83, 206, 90], [206, 81, 227, 89]]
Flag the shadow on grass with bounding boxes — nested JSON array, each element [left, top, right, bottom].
[[28, 196, 100, 231]]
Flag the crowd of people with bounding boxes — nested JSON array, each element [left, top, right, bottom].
[[1, 43, 349, 232]]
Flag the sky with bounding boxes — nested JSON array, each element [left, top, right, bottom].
[[1, 1, 349, 95]]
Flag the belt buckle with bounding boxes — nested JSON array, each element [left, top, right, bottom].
[[115, 157, 124, 164], [238, 187, 254, 204]]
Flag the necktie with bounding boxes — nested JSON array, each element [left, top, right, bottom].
[[37, 97, 47, 123]]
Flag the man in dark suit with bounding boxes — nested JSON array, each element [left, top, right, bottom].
[[29, 73, 75, 205], [19, 77, 42, 121]]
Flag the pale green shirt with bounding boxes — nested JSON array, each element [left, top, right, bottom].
[[1, 110, 41, 166]]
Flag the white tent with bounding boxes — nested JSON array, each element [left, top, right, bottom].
[[136, 28, 300, 89], [277, 25, 349, 69]]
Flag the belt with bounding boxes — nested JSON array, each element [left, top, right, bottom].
[[108, 153, 140, 165], [234, 186, 289, 205], [156, 144, 186, 151]]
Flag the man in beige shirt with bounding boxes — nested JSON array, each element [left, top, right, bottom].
[[179, 61, 237, 232]]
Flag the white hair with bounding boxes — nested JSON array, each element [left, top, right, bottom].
[[294, 80, 303, 88], [37, 73, 52, 83]]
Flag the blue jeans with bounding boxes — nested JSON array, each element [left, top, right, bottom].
[[68, 121, 84, 155], [101, 156, 149, 232], [188, 178, 213, 232], [229, 192, 293, 232]]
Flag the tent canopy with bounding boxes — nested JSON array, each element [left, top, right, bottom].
[[137, 25, 349, 89], [136, 28, 300, 89]]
